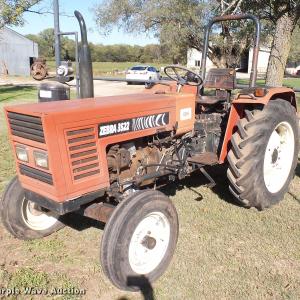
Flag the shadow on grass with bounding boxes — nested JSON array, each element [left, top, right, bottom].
[[59, 165, 238, 234], [117, 275, 154, 300], [292, 161, 300, 204], [0, 85, 36, 102], [60, 160, 300, 232], [60, 212, 105, 231], [295, 161, 300, 177], [159, 164, 241, 207], [209, 164, 243, 206]]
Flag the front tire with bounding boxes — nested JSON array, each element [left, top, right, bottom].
[[0, 177, 64, 239], [227, 99, 299, 210], [100, 190, 178, 291]]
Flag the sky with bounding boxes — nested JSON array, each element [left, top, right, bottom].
[[10, 0, 158, 45]]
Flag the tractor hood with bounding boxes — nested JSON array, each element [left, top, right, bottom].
[[5, 91, 196, 203], [5, 93, 178, 123]]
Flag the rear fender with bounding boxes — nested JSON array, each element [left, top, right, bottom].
[[219, 87, 297, 163]]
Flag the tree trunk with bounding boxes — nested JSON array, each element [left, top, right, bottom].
[[266, 13, 294, 87], [209, 52, 227, 68]]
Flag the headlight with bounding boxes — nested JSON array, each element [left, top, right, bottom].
[[33, 151, 48, 169], [15, 145, 28, 162]]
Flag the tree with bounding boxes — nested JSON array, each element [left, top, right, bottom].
[[0, 0, 41, 28], [95, 0, 300, 86], [95, 0, 275, 68], [27, 29, 164, 63], [26, 29, 76, 60], [242, 0, 300, 86], [288, 26, 300, 67], [94, 0, 249, 66]]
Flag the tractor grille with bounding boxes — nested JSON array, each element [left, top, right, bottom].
[[66, 127, 100, 181], [7, 112, 45, 143], [19, 164, 53, 185]]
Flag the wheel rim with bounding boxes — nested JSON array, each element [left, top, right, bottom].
[[21, 199, 59, 231], [263, 121, 295, 193], [128, 211, 171, 274]]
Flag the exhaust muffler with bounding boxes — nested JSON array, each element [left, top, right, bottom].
[[74, 10, 94, 98]]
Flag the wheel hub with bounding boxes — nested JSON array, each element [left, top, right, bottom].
[[271, 148, 279, 164], [21, 199, 59, 231], [141, 235, 157, 250], [263, 121, 295, 193], [27, 201, 43, 216], [128, 211, 170, 274]]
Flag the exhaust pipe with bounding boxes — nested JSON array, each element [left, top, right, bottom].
[[74, 10, 94, 98]]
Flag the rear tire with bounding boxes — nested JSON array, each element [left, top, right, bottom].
[[0, 176, 64, 239], [227, 99, 299, 210], [100, 190, 178, 291]]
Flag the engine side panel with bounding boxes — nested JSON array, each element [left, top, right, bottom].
[[5, 92, 196, 203]]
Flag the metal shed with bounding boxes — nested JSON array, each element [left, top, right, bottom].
[[0, 27, 38, 76]]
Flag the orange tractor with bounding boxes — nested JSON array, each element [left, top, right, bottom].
[[1, 13, 299, 290]]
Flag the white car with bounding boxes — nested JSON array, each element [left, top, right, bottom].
[[126, 65, 161, 84]]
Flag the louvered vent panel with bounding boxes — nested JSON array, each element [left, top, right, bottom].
[[66, 127, 100, 181], [8, 112, 45, 143]]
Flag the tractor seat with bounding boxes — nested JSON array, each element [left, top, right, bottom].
[[196, 68, 236, 105], [196, 95, 226, 105]]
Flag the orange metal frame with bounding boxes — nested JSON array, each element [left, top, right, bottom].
[[5, 91, 196, 203], [219, 87, 297, 163], [5, 83, 297, 203]]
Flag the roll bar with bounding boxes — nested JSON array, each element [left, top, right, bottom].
[[200, 14, 261, 88]]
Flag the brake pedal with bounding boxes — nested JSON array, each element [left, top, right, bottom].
[[200, 167, 216, 188]]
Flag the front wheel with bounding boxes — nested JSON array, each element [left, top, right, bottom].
[[0, 177, 64, 239], [227, 99, 299, 210], [100, 190, 178, 291]]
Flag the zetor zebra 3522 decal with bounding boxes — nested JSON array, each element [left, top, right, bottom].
[[99, 112, 170, 137]]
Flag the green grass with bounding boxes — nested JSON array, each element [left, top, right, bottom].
[[283, 77, 300, 88], [0, 85, 37, 102], [9, 268, 49, 289], [0, 84, 299, 299], [236, 78, 300, 106], [237, 77, 300, 88], [0, 86, 38, 191], [24, 239, 69, 263], [0, 266, 83, 300]]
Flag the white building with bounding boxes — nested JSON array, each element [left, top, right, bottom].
[[0, 27, 39, 76], [248, 47, 270, 74], [187, 47, 270, 76]]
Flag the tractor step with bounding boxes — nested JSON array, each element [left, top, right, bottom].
[[187, 152, 218, 166]]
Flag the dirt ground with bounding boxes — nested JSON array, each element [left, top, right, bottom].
[[0, 79, 299, 300], [0, 76, 145, 97]]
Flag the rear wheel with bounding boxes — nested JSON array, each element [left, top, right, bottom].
[[227, 99, 299, 210], [100, 190, 178, 291], [0, 177, 64, 239]]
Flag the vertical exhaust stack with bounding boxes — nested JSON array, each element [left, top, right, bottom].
[[74, 10, 94, 98]]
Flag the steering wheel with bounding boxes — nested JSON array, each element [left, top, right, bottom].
[[164, 65, 203, 87]]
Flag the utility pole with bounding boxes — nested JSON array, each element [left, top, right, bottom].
[[54, 0, 61, 71]]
